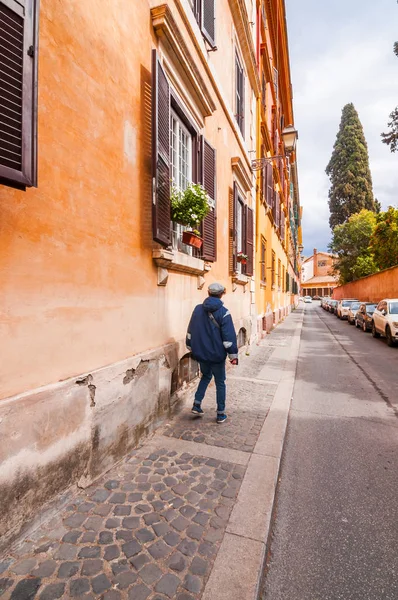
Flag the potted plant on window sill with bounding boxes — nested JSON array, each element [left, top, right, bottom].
[[170, 183, 210, 249], [237, 252, 248, 265]]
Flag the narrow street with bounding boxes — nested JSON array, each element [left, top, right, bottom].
[[263, 303, 398, 600]]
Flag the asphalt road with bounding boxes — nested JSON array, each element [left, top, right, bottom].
[[262, 302, 398, 600]]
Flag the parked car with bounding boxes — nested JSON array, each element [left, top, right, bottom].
[[347, 301, 361, 324], [304, 296, 313, 303], [329, 299, 338, 314], [355, 302, 377, 331], [322, 297, 332, 310], [313, 295, 321, 300], [337, 299, 359, 319], [372, 299, 398, 346]]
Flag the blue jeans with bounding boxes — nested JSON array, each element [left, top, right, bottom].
[[194, 361, 226, 414]]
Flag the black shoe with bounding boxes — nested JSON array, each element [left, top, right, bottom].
[[191, 405, 204, 416], [216, 414, 227, 424]]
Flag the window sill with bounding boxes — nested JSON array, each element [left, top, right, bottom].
[[232, 273, 249, 286], [153, 248, 211, 286]]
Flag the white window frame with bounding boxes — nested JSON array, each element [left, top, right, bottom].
[[170, 111, 193, 254]]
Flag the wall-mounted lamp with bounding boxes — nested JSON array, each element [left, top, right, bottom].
[[251, 125, 298, 171]]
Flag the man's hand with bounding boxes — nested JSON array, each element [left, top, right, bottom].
[[230, 358, 238, 365]]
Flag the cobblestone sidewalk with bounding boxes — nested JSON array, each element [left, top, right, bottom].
[[0, 321, 295, 600]]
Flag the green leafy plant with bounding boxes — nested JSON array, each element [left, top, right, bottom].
[[171, 183, 210, 230]]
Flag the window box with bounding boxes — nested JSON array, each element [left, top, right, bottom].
[[182, 231, 203, 249], [153, 248, 210, 277]]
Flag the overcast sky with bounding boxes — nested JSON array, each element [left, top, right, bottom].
[[285, 0, 398, 254]]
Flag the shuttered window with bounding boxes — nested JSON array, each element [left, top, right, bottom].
[[263, 161, 274, 208], [0, 0, 38, 188], [245, 205, 254, 276], [260, 237, 266, 283], [271, 251, 276, 287], [190, 0, 216, 48], [230, 182, 254, 278], [152, 50, 171, 246], [200, 137, 216, 262]]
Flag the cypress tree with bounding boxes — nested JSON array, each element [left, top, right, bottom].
[[326, 103, 375, 229]]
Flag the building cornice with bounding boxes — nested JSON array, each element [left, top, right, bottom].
[[231, 157, 253, 192], [229, 0, 261, 97], [151, 5, 217, 117]]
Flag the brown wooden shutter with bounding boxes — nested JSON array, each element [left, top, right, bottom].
[[201, 0, 216, 47], [152, 50, 171, 247], [200, 137, 217, 262], [245, 206, 254, 276], [229, 184, 237, 274], [280, 214, 285, 244], [0, 0, 37, 188], [266, 162, 273, 208]]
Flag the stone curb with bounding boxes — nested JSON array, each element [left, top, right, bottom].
[[201, 308, 305, 600]]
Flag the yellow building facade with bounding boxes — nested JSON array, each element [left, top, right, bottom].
[[255, 0, 301, 334]]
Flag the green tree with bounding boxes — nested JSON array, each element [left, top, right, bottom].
[[381, 42, 398, 153], [370, 206, 398, 270], [326, 103, 375, 229], [329, 209, 378, 284]]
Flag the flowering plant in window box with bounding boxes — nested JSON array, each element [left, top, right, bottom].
[[237, 252, 248, 264], [171, 183, 210, 249]]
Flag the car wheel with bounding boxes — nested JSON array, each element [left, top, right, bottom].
[[386, 326, 395, 347], [362, 321, 367, 332], [372, 322, 380, 338]]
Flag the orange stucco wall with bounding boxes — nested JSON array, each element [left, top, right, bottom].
[[0, 0, 254, 400], [332, 266, 398, 302]]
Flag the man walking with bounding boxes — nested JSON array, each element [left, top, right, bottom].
[[186, 282, 238, 423]]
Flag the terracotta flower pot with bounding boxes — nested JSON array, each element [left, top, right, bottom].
[[237, 256, 247, 264], [182, 231, 203, 249]]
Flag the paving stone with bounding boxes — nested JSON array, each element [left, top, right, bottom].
[[198, 541, 216, 557], [99, 531, 114, 545], [155, 573, 181, 598], [105, 518, 120, 529], [104, 480, 120, 490], [114, 505, 131, 516], [109, 493, 126, 504], [116, 530, 133, 542], [179, 505, 196, 519], [135, 475, 148, 483], [148, 540, 172, 560], [177, 539, 198, 557], [138, 483, 151, 492], [183, 574, 202, 594], [102, 591, 121, 600], [11, 558, 37, 575], [140, 563, 163, 585], [143, 513, 161, 526], [134, 504, 151, 514], [192, 512, 210, 526], [163, 476, 178, 487], [186, 524, 204, 541], [70, 577, 90, 597], [152, 522, 170, 537], [90, 489, 111, 502], [161, 509, 177, 523], [81, 559, 103, 576], [57, 561, 80, 578], [104, 545, 120, 561], [127, 493, 143, 503], [211, 480, 226, 491], [153, 483, 166, 492], [115, 570, 138, 589], [32, 559, 57, 578], [81, 531, 97, 543], [160, 491, 173, 502], [77, 502, 95, 513], [91, 573, 111, 594], [0, 578, 14, 595], [210, 516, 227, 529], [172, 484, 189, 496], [63, 513, 87, 528], [206, 458, 220, 467], [170, 497, 184, 509], [54, 543, 77, 560], [151, 500, 165, 512], [111, 561, 129, 576], [215, 505, 231, 519], [171, 516, 189, 532], [130, 553, 150, 571], [83, 516, 103, 531], [176, 594, 194, 600], [204, 527, 223, 542], [189, 556, 208, 576], [163, 531, 180, 547], [135, 528, 155, 543], [62, 530, 81, 544], [122, 539, 141, 558], [185, 491, 201, 504], [39, 582, 65, 600], [121, 483, 136, 492], [10, 577, 41, 600], [127, 583, 151, 600], [93, 503, 112, 516], [168, 552, 187, 573], [122, 517, 140, 529], [78, 546, 101, 559]]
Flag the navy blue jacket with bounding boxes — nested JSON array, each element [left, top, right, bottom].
[[186, 297, 238, 363]]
